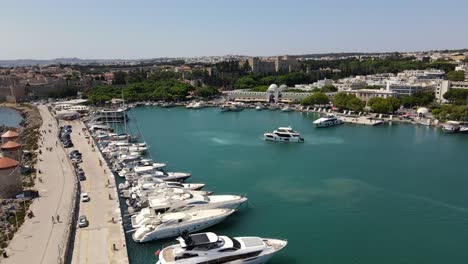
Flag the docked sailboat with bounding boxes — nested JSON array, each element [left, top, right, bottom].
[[132, 209, 234, 243], [157, 232, 287, 264]]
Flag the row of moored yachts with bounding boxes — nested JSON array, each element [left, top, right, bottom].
[[89, 125, 287, 264]]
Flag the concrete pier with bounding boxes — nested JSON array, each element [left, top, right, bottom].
[[69, 121, 128, 264]]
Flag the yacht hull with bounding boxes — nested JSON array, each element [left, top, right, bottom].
[[314, 119, 344, 128], [263, 134, 304, 143], [133, 214, 230, 243]]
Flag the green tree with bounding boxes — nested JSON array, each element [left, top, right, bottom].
[[447, 71, 465, 81], [235, 75, 258, 89], [333, 92, 352, 109], [300, 92, 330, 106], [194, 86, 220, 98], [386, 97, 401, 112], [400, 95, 420, 108], [321, 85, 338, 92], [367, 97, 400, 114], [112, 71, 127, 85], [346, 97, 365, 111], [443, 88, 468, 105]]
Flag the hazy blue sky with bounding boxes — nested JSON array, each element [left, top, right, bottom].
[[1, 0, 467, 59]]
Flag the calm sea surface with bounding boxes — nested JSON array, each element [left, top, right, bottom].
[[114, 106, 468, 264], [0, 107, 22, 127]]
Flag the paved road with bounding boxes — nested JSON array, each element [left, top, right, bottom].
[[3, 105, 75, 264], [69, 121, 128, 264]]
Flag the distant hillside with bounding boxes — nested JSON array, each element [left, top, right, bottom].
[[1, 48, 466, 67], [0, 57, 178, 67]]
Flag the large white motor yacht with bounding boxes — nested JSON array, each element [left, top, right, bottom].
[[119, 175, 204, 191], [130, 193, 247, 225], [313, 115, 344, 128], [157, 232, 287, 264], [124, 166, 191, 182], [132, 209, 234, 243], [264, 127, 304, 143]]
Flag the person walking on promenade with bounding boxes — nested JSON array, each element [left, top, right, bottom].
[[56, 214, 60, 223], [52, 216, 55, 224]]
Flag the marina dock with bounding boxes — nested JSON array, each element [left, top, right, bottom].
[[69, 121, 128, 264]]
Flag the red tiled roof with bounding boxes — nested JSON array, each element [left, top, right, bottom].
[[0, 157, 19, 170], [1, 141, 21, 149], [1, 130, 19, 138]]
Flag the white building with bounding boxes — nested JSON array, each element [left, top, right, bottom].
[[227, 84, 315, 103], [397, 69, 445, 80], [435, 80, 468, 103], [346, 89, 397, 104]]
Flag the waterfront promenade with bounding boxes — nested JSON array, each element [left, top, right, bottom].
[[69, 121, 128, 264], [3, 105, 75, 264]]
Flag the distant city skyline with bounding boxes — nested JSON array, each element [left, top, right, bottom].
[[1, 0, 468, 60]]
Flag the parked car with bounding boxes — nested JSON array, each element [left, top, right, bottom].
[[78, 215, 89, 228], [81, 193, 90, 202], [78, 174, 86, 181], [70, 150, 80, 155], [70, 153, 82, 159]]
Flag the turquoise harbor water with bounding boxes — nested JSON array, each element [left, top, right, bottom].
[[0, 107, 22, 127], [117, 107, 468, 264]]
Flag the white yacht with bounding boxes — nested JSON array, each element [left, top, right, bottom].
[[313, 115, 344, 128], [460, 125, 468, 134], [123, 165, 191, 181], [131, 193, 246, 220], [229, 102, 244, 112], [191, 102, 206, 109], [132, 209, 234, 243], [119, 175, 205, 191], [255, 104, 265, 111], [157, 232, 287, 264], [125, 170, 191, 182], [127, 188, 214, 214], [281, 106, 293, 112], [264, 127, 304, 143], [117, 162, 167, 177], [268, 104, 278, 111], [186, 102, 195, 109], [442, 121, 460, 133], [220, 104, 231, 112]]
